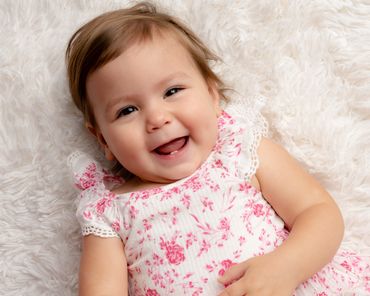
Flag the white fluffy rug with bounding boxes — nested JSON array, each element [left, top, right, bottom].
[[1, 0, 369, 294]]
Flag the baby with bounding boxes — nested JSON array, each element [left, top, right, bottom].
[[66, 2, 370, 295]]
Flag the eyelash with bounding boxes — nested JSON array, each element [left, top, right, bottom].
[[116, 105, 138, 118], [164, 87, 183, 98]]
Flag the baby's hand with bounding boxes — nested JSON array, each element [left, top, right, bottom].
[[217, 252, 298, 296]]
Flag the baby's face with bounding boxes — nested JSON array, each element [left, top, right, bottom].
[[86, 33, 221, 184]]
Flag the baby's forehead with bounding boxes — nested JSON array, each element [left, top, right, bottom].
[[116, 29, 197, 67], [88, 30, 199, 84]]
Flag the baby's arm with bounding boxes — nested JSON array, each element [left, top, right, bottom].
[[219, 138, 344, 295], [79, 235, 128, 296], [257, 138, 344, 279]]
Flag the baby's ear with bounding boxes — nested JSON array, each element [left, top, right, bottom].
[[85, 122, 115, 161], [85, 122, 98, 138]]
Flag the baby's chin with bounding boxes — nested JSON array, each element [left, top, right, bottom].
[[127, 149, 212, 186]]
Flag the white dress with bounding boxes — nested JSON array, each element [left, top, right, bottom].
[[70, 110, 370, 295]]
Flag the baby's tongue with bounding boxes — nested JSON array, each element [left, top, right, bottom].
[[155, 137, 186, 154]]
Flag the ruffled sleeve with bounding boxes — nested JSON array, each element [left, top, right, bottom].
[[68, 151, 123, 238], [225, 96, 268, 182]]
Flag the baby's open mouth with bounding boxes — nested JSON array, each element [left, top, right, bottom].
[[154, 136, 189, 155]]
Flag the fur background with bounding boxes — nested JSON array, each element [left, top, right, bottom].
[[1, 0, 369, 295]]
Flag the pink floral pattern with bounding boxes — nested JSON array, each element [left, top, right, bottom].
[[73, 111, 370, 295], [160, 237, 186, 265]]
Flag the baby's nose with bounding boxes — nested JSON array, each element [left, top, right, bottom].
[[146, 109, 171, 132]]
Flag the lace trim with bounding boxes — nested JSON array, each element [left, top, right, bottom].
[[246, 102, 268, 181], [244, 123, 266, 182], [82, 225, 120, 238], [67, 151, 84, 169], [227, 96, 268, 182]]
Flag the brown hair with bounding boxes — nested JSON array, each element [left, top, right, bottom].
[[65, 1, 227, 175]]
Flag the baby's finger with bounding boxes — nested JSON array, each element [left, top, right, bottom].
[[218, 278, 246, 296], [218, 262, 246, 285]]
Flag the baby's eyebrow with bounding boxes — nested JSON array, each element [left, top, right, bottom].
[[155, 71, 191, 88], [105, 94, 133, 116], [104, 71, 191, 114]]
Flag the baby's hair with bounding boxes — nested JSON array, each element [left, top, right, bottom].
[[66, 1, 227, 128], [66, 1, 228, 176]]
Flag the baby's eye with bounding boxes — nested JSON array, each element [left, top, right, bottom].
[[164, 87, 183, 98], [117, 106, 138, 118]]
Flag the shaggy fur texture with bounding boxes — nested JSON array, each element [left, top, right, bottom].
[[1, 0, 369, 294]]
